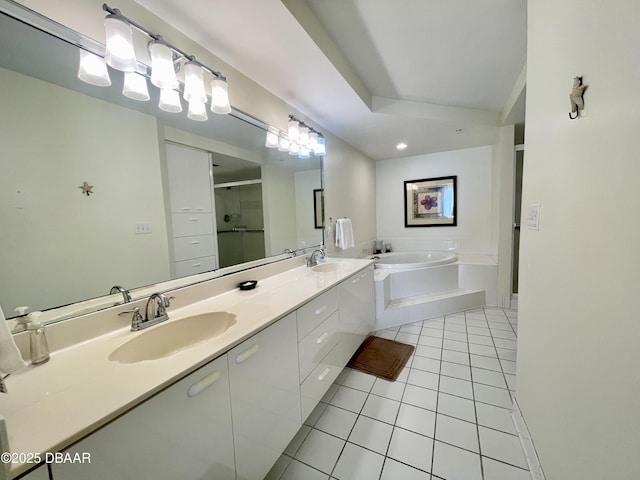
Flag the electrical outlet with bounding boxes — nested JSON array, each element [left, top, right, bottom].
[[134, 222, 152, 234]]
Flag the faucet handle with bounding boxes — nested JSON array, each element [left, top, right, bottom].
[[119, 307, 143, 330]]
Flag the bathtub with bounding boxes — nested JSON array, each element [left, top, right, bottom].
[[375, 251, 458, 269]]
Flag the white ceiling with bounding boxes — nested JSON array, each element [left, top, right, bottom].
[[135, 0, 527, 160]]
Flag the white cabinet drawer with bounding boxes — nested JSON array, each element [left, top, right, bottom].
[[173, 235, 215, 261], [171, 213, 214, 237], [300, 344, 343, 421], [174, 256, 216, 277], [298, 311, 340, 382], [297, 287, 338, 341]]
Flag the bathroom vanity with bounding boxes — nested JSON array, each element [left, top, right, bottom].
[[0, 257, 375, 480]]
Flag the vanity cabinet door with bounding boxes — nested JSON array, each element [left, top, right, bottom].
[[228, 312, 301, 480], [338, 266, 376, 364], [51, 355, 235, 480]]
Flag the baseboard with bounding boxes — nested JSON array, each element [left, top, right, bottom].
[[511, 397, 546, 480]]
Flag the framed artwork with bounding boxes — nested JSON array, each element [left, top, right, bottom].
[[313, 189, 324, 228], [404, 176, 457, 227]]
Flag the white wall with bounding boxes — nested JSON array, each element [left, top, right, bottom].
[[324, 140, 377, 258], [517, 1, 640, 478], [295, 169, 322, 249], [0, 68, 169, 312], [376, 146, 496, 255]]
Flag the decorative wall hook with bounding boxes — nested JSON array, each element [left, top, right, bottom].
[[569, 76, 588, 119], [79, 181, 94, 196]]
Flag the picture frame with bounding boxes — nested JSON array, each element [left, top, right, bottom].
[[404, 176, 457, 227], [313, 189, 324, 228]]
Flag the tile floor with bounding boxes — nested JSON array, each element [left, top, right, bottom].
[[266, 306, 529, 480]]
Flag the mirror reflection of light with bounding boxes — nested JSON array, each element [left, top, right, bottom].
[[77, 50, 112, 87]]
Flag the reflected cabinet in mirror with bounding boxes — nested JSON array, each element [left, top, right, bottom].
[[0, 5, 323, 323]]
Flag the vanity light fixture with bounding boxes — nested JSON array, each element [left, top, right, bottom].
[[183, 61, 207, 104], [122, 71, 150, 101], [103, 9, 137, 72], [148, 39, 179, 90], [77, 49, 111, 87], [210, 77, 231, 114], [266, 115, 327, 158], [78, 4, 232, 121], [265, 128, 279, 148], [187, 98, 208, 122], [158, 88, 183, 113]]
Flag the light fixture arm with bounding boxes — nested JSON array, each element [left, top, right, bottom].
[[102, 3, 225, 79]]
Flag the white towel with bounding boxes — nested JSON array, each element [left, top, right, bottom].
[[0, 305, 27, 374], [335, 218, 355, 249]]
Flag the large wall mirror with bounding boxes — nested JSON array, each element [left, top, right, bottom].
[[0, 4, 324, 324]]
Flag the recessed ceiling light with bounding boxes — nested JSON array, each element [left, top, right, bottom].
[[396, 142, 408, 150]]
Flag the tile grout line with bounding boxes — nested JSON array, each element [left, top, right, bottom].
[[428, 314, 446, 480], [466, 308, 485, 480]]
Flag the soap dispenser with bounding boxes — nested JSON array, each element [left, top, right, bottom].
[[26, 312, 50, 365]]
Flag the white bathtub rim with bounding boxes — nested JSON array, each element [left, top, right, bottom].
[[375, 250, 458, 269]]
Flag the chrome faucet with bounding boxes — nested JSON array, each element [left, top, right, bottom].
[[110, 285, 132, 303], [282, 248, 297, 256], [118, 292, 174, 332], [306, 249, 323, 267]]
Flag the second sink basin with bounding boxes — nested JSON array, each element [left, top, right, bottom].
[[109, 312, 236, 364], [311, 262, 343, 273]]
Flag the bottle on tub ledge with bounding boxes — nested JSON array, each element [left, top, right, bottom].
[[384, 243, 392, 253], [374, 240, 383, 254]]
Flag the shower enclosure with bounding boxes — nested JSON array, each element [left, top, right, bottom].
[[215, 180, 265, 268]]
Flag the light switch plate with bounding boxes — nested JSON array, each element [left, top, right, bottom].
[[527, 204, 541, 230]]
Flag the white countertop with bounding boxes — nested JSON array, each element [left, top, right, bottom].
[[0, 258, 373, 478]]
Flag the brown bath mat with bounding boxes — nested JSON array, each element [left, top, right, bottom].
[[347, 336, 415, 381]]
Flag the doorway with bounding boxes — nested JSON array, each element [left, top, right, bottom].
[[512, 145, 524, 293]]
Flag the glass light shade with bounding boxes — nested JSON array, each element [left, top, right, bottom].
[[187, 99, 208, 121], [265, 129, 279, 148], [159, 89, 182, 113], [148, 41, 178, 89], [104, 15, 138, 72], [309, 131, 318, 151], [288, 119, 300, 142], [314, 136, 326, 156], [299, 125, 310, 147], [77, 50, 111, 87], [288, 142, 300, 156], [183, 62, 207, 103], [278, 136, 290, 152], [122, 72, 150, 101], [298, 145, 310, 159], [210, 77, 231, 114]]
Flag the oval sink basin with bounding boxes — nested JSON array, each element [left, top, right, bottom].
[[109, 312, 236, 364], [311, 263, 342, 273]]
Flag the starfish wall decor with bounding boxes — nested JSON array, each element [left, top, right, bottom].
[[79, 181, 94, 196]]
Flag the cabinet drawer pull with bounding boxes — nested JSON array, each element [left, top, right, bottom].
[[315, 305, 327, 316], [187, 370, 221, 397], [181, 207, 191, 211], [235, 344, 259, 364], [189, 217, 199, 222], [195, 208, 204, 211], [192, 263, 202, 267], [191, 240, 201, 245], [316, 332, 329, 344], [318, 368, 331, 382], [352, 277, 361, 284], [360, 273, 367, 279]]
